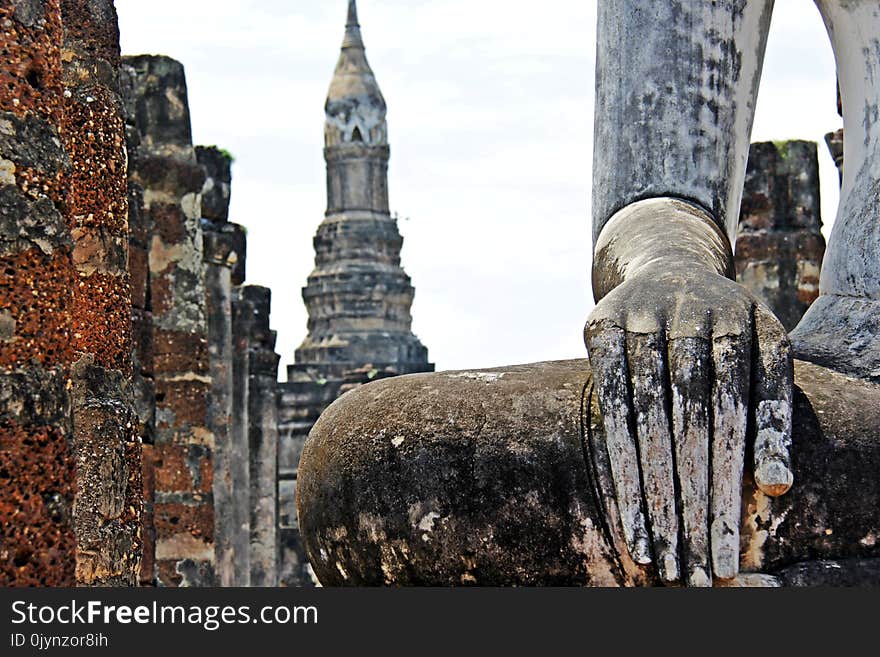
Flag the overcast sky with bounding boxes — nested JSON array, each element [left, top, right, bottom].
[[115, 0, 841, 378]]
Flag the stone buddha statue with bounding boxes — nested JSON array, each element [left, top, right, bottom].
[[295, 1, 880, 586]]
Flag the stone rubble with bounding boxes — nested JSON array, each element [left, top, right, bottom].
[[735, 141, 826, 331]]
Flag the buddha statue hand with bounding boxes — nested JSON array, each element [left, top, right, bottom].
[[586, 197, 793, 586]]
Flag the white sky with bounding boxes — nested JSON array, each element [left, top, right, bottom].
[[115, 0, 841, 378]]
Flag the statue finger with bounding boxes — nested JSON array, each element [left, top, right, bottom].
[[586, 322, 652, 565], [626, 332, 680, 583], [710, 332, 751, 580], [668, 336, 712, 587], [752, 306, 794, 497]]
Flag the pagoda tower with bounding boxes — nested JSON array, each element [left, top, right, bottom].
[[278, 0, 433, 586], [292, 0, 431, 378]]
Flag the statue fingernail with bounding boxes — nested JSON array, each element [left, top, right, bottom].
[[756, 457, 793, 496], [660, 550, 679, 582], [632, 536, 653, 565], [688, 566, 711, 587]]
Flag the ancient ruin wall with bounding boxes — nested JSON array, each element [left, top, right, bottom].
[[198, 145, 250, 586], [124, 55, 214, 587], [60, 0, 142, 586], [736, 140, 826, 331], [229, 287, 252, 582], [120, 61, 156, 585], [243, 285, 280, 587], [0, 0, 77, 586]]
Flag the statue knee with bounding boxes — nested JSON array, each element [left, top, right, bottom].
[[296, 360, 642, 586], [296, 359, 880, 585]]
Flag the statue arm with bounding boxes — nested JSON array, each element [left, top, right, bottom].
[[588, 0, 789, 585], [792, 2, 880, 382]]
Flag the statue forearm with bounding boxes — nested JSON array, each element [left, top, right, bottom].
[[813, 0, 880, 300], [592, 0, 773, 245], [790, 2, 880, 382]]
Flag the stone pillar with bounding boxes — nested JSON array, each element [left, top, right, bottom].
[[825, 129, 843, 185], [0, 0, 77, 586], [243, 285, 280, 587], [198, 145, 248, 586], [120, 62, 157, 585], [230, 288, 252, 584], [60, 0, 142, 587], [735, 140, 826, 332], [124, 55, 214, 587]]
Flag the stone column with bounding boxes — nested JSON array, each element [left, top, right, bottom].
[[198, 145, 248, 586], [230, 288, 252, 584], [0, 0, 77, 586], [243, 286, 280, 587], [124, 55, 214, 587], [120, 63, 156, 584], [735, 140, 826, 331], [60, 0, 142, 586], [825, 130, 843, 184]]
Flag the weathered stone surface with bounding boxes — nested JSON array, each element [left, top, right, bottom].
[[197, 144, 245, 282], [0, 369, 75, 586], [299, 361, 613, 586], [139, 443, 156, 585], [592, 1, 774, 245], [588, 196, 797, 585], [202, 166, 249, 585], [202, 220, 245, 285], [775, 559, 880, 587], [124, 55, 194, 154], [121, 64, 154, 440], [735, 140, 825, 331], [70, 357, 141, 585], [228, 288, 252, 585], [791, 3, 880, 386], [60, 0, 142, 586], [825, 129, 843, 184], [124, 54, 214, 586], [791, 94, 879, 384], [196, 145, 231, 223], [204, 225, 235, 586], [278, 374, 340, 587], [0, 0, 64, 127], [298, 359, 880, 586], [243, 286, 280, 587], [0, 0, 77, 587]]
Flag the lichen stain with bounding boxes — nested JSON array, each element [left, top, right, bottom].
[[742, 487, 788, 572], [569, 503, 620, 586], [447, 371, 505, 383]]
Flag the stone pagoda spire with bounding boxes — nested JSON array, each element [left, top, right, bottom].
[[292, 0, 432, 379]]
